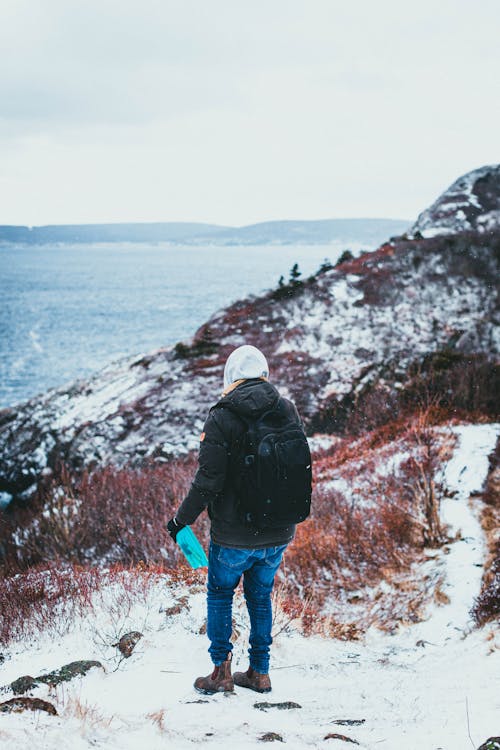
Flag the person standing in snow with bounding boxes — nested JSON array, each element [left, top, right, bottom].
[[167, 344, 310, 695]]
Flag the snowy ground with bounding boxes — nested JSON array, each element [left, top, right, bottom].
[[0, 424, 499, 749]]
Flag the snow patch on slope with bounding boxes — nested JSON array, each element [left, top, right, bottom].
[[411, 164, 500, 238], [395, 423, 500, 646]]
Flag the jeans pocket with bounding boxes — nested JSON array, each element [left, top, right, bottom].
[[217, 546, 253, 570]]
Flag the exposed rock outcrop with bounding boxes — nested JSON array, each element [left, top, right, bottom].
[[0, 696, 57, 715], [259, 732, 284, 742], [324, 733, 359, 744], [477, 739, 500, 750], [254, 701, 302, 711], [411, 164, 500, 238], [7, 660, 104, 694], [113, 631, 143, 658]]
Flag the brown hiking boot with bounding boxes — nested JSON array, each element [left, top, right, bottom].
[[233, 666, 271, 693], [194, 653, 234, 694]]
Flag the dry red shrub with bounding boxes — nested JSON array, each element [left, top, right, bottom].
[[276, 494, 415, 622], [0, 455, 204, 572], [277, 412, 454, 620], [0, 563, 101, 644], [0, 560, 205, 646], [471, 544, 500, 626]]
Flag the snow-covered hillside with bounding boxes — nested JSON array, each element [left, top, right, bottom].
[[1, 210, 499, 500], [411, 164, 500, 238], [0, 424, 498, 750]]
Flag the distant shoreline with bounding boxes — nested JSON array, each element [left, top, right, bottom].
[[0, 218, 409, 247]]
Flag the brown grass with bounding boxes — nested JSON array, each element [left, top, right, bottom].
[[146, 708, 168, 733], [62, 696, 115, 732]]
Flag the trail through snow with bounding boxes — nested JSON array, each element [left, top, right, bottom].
[[0, 424, 499, 750]]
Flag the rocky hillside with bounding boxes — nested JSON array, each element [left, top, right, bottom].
[[1, 166, 499, 501], [410, 164, 500, 238]]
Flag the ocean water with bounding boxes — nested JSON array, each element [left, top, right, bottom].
[[0, 242, 349, 408]]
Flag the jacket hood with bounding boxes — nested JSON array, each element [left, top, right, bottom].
[[219, 379, 280, 418], [223, 345, 269, 391]]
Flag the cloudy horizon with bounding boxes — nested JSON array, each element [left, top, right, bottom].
[[1, 0, 499, 227]]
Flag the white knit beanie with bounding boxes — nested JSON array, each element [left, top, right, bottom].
[[223, 345, 269, 390]]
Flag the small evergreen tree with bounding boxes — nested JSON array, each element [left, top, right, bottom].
[[289, 263, 302, 287], [319, 258, 333, 274], [335, 249, 354, 267]]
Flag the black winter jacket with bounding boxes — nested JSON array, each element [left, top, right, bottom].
[[175, 379, 302, 549]]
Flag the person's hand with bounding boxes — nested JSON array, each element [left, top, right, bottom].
[[167, 517, 185, 543]]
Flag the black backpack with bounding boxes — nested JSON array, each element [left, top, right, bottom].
[[225, 398, 312, 529]]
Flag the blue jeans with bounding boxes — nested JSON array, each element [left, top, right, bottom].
[[207, 541, 287, 674]]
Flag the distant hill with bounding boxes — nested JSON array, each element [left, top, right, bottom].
[[203, 218, 410, 246], [410, 163, 500, 238], [0, 218, 409, 247], [0, 222, 223, 246]]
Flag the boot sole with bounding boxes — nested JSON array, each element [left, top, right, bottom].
[[233, 682, 272, 693], [194, 686, 234, 695]]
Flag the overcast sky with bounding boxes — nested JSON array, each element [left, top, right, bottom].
[[0, 0, 499, 226]]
